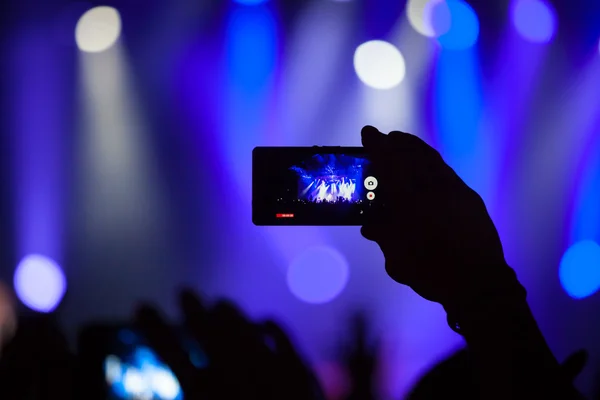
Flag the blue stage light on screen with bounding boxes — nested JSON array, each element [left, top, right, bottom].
[[432, 0, 480, 50], [105, 346, 183, 399], [287, 246, 349, 304], [290, 154, 369, 204], [293, 173, 358, 203], [559, 241, 600, 299], [105, 355, 123, 385], [511, 0, 557, 43], [14, 254, 66, 313]]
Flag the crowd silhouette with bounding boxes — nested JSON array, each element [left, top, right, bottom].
[[0, 126, 596, 399]]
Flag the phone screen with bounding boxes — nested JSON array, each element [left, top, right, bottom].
[[104, 329, 183, 400], [252, 147, 381, 226], [79, 325, 207, 400]]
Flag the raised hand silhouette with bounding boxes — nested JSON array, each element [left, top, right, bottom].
[[360, 125, 584, 399], [342, 312, 378, 400], [135, 289, 325, 400], [360, 125, 525, 322]]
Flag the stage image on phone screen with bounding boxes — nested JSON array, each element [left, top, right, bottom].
[[253, 147, 380, 225], [103, 329, 182, 400], [101, 328, 207, 400]]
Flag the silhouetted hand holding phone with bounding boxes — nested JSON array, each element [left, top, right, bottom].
[[135, 290, 324, 400], [360, 125, 525, 315], [360, 125, 584, 399]]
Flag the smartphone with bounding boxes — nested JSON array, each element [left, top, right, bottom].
[[78, 324, 207, 400], [252, 146, 381, 226]]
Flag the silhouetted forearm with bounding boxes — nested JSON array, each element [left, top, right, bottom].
[[458, 297, 582, 399]]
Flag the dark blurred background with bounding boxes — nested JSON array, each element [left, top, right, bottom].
[[1, 0, 600, 398]]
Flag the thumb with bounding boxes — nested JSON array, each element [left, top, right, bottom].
[[361, 125, 385, 149], [560, 349, 588, 382], [360, 225, 379, 242]]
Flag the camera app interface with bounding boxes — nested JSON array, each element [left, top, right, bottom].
[[264, 152, 378, 222]]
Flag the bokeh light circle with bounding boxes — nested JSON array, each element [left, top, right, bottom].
[[75, 6, 122, 53], [511, 0, 557, 43], [14, 254, 67, 313], [559, 241, 600, 299], [234, 0, 268, 5], [287, 246, 349, 304], [432, 0, 480, 50], [353, 40, 406, 90], [406, 0, 448, 37]]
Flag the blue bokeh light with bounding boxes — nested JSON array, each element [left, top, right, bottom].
[[224, 4, 277, 195], [14, 254, 66, 313], [570, 135, 600, 244], [434, 49, 487, 197], [432, 0, 480, 50], [227, 6, 277, 94], [512, 0, 557, 43], [559, 241, 600, 299], [287, 246, 349, 304], [233, 0, 268, 5]]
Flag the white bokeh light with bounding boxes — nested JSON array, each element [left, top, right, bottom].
[[353, 40, 406, 90], [75, 6, 122, 53], [287, 246, 349, 304], [13, 254, 66, 313], [406, 0, 447, 37]]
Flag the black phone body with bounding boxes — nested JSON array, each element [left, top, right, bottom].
[[78, 324, 206, 400], [252, 146, 382, 226]]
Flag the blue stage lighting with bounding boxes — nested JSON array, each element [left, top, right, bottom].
[[432, 0, 480, 50], [234, 0, 268, 5], [559, 241, 600, 299], [512, 0, 557, 43]]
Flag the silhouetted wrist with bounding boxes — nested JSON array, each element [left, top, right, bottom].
[[444, 265, 527, 336], [446, 287, 582, 399]]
